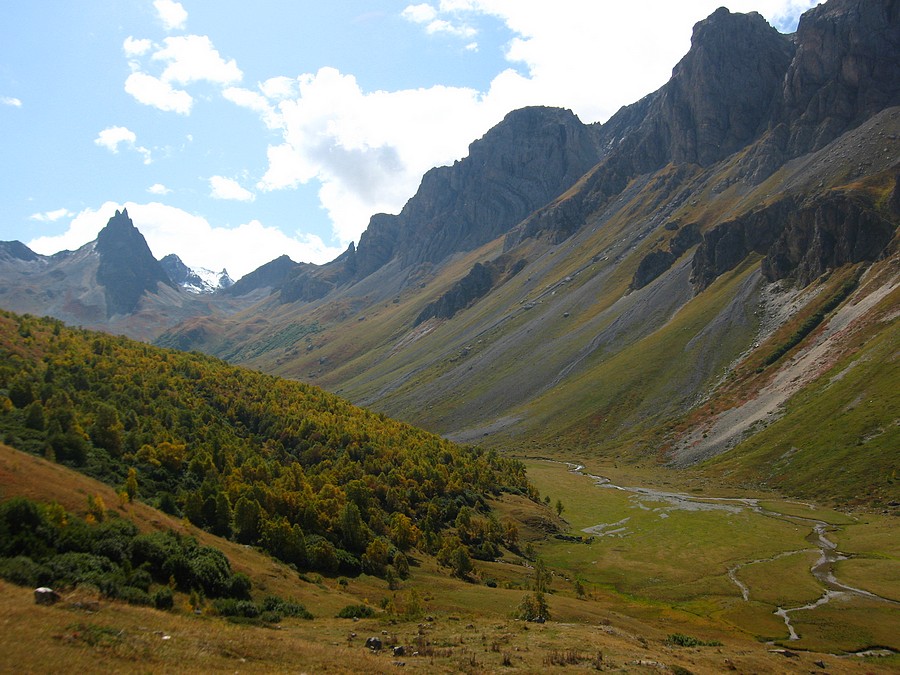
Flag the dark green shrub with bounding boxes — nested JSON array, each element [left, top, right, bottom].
[[44, 552, 116, 588], [667, 633, 722, 647], [90, 518, 138, 563], [0, 556, 48, 586], [127, 568, 153, 593], [0, 497, 55, 559], [188, 546, 232, 597], [336, 604, 375, 619], [261, 595, 313, 619], [213, 598, 259, 618], [118, 586, 152, 606], [228, 572, 252, 600], [152, 586, 174, 610]]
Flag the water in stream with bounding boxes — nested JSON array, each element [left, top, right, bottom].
[[565, 463, 899, 642]]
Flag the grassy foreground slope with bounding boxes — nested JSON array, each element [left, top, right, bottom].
[[3, 443, 897, 673]]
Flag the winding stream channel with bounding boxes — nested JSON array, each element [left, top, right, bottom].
[[565, 463, 899, 643]]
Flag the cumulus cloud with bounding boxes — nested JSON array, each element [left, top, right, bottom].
[[94, 126, 152, 164], [123, 36, 152, 57], [123, 35, 241, 115], [209, 176, 255, 202], [152, 35, 242, 85], [29, 208, 73, 223], [124, 71, 193, 114], [1, 96, 22, 107], [402, 2, 477, 41], [148, 183, 172, 195], [27, 202, 343, 280], [154, 0, 188, 31]]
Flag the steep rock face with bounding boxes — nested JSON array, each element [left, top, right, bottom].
[[160, 254, 204, 292], [632, 223, 701, 290], [781, 0, 900, 154], [690, 200, 793, 290], [395, 107, 602, 267], [761, 190, 898, 284], [692, 189, 897, 289], [656, 8, 795, 167], [161, 254, 234, 294], [95, 209, 173, 317]]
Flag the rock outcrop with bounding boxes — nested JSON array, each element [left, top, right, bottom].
[[508, 9, 795, 246], [415, 255, 527, 325], [95, 209, 173, 317], [692, 189, 897, 290]]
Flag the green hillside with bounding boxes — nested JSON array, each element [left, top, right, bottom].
[[0, 310, 532, 578]]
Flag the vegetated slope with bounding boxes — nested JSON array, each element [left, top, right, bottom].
[[0, 310, 532, 580], [151, 2, 899, 508]]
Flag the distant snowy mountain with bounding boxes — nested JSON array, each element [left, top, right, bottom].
[[160, 254, 233, 294]]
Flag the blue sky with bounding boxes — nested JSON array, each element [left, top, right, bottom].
[[1, 1, 818, 279]]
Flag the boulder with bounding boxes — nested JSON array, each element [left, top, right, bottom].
[[34, 587, 60, 605]]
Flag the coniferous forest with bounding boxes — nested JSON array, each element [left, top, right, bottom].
[[0, 310, 532, 580]]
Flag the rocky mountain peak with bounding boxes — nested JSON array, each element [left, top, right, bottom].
[[780, 0, 900, 154], [660, 7, 794, 166], [95, 208, 173, 316], [0, 240, 40, 263], [160, 254, 234, 294]]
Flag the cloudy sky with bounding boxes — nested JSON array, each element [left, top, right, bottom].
[[1, 1, 819, 280]]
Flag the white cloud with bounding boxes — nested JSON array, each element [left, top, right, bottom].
[[29, 208, 73, 223], [123, 36, 152, 57], [94, 125, 152, 164], [123, 35, 241, 114], [1, 96, 22, 107], [259, 76, 297, 100], [27, 202, 343, 280], [94, 126, 136, 152], [209, 176, 255, 202], [402, 1, 821, 124], [402, 2, 477, 42], [401, 4, 437, 23], [124, 71, 193, 114], [153, 35, 242, 85], [148, 183, 172, 195], [154, 0, 188, 31]]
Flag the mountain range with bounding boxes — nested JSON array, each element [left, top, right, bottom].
[[2, 0, 897, 505]]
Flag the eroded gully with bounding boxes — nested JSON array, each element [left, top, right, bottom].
[[564, 463, 899, 643]]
